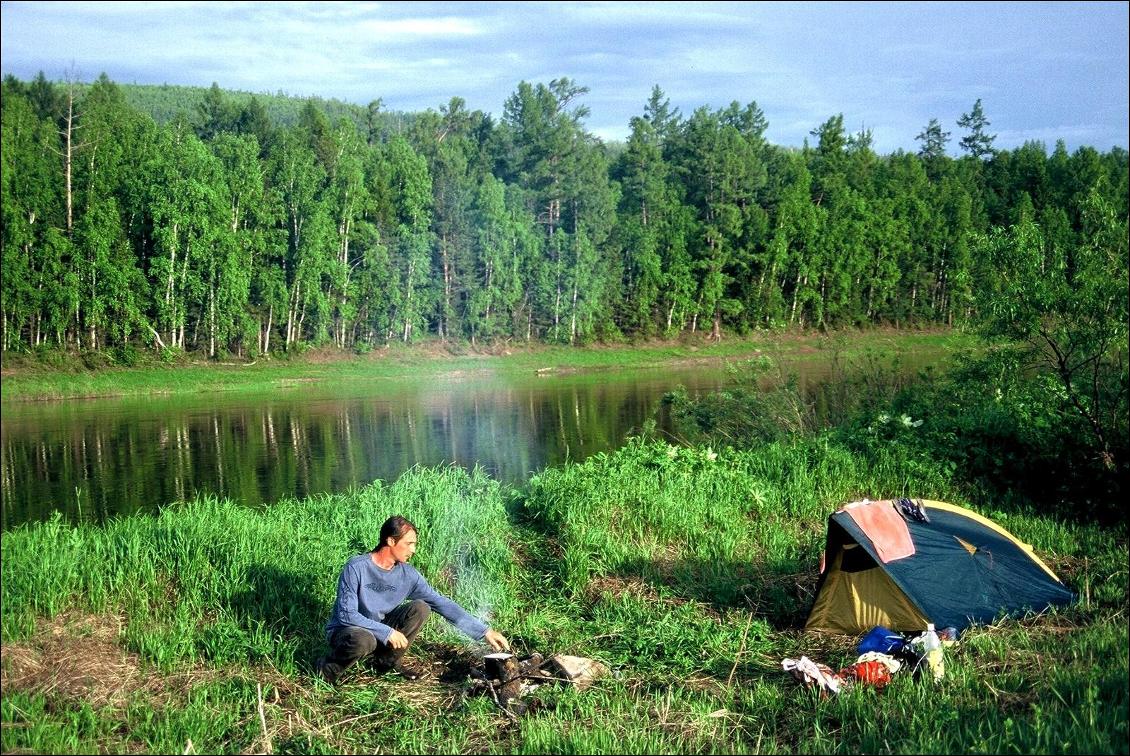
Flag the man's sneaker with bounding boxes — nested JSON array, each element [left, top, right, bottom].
[[314, 656, 339, 685]]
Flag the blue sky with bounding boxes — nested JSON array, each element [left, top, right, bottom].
[[2, 1, 1126, 154]]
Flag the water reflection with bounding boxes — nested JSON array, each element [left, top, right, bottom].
[[1, 368, 731, 529]]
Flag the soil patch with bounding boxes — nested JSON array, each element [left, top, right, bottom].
[[1, 610, 142, 708]]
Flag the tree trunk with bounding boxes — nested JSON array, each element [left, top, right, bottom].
[[63, 87, 76, 237], [441, 234, 452, 341], [263, 304, 273, 355], [286, 279, 301, 348], [403, 260, 414, 343], [337, 202, 352, 348], [569, 281, 578, 345], [165, 223, 178, 344], [790, 272, 803, 323], [176, 232, 192, 348], [208, 281, 216, 358], [484, 259, 494, 323], [146, 323, 167, 351]]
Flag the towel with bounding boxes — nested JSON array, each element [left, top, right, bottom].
[[782, 656, 843, 695], [844, 501, 915, 562]]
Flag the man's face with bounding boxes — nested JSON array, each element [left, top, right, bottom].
[[389, 529, 418, 563]]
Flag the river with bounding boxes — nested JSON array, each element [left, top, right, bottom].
[[0, 348, 942, 529]]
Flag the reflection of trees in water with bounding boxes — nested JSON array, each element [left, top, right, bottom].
[[1, 374, 732, 528]]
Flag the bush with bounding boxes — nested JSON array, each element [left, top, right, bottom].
[[31, 345, 69, 368], [110, 344, 142, 367], [79, 350, 109, 370], [663, 351, 916, 448], [839, 357, 1127, 523], [159, 346, 183, 364]]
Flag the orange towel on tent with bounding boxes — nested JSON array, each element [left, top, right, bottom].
[[844, 501, 915, 562]]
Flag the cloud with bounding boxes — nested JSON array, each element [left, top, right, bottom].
[[1, 1, 1125, 152], [351, 16, 483, 40]]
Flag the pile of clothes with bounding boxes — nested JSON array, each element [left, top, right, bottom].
[[782, 624, 957, 695]]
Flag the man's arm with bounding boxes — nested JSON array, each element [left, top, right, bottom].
[[407, 569, 501, 644], [332, 562, 394, 643]]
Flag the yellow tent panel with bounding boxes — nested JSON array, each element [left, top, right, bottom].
[[805, 544, 926, 634]]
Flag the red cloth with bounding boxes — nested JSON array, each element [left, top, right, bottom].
[[844, 501, 915, 562], [839, 660, 893, 688]]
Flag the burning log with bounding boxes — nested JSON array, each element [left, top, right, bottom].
[[484, 652, 521, 683], [484, 653, 524, 710], [483, 676, 521, 721]]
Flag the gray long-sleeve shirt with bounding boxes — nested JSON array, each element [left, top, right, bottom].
[[324, 553, 488, 644]]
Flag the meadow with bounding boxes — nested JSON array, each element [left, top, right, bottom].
[[0, 330, 961, 403], [3, 436, 1126, 754]]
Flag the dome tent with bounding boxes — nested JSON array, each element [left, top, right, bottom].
[[805, 499, 1075, 634]]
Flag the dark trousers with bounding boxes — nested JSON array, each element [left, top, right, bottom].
[[322, 600, 431, 680]]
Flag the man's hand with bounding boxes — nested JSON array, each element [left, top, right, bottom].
[[387, 630, 409, 650], [483, 628, 510, 652]]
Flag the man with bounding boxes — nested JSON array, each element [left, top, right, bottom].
[[316, 515, 510, 684]]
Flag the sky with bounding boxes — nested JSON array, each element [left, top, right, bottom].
[[2, 1, 1127, 154]]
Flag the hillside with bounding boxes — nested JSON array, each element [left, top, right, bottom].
[[72, 79, 418, 133]]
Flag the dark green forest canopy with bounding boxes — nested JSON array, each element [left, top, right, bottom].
[[71, 80, 420, 138], [2, 74, 1127, 356]]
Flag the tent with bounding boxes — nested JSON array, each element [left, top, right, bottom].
[[805, 499, 1075, 634]]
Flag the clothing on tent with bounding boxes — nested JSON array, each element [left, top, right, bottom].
[[897, 498, 930, 523], [843, 500, 915, 562]]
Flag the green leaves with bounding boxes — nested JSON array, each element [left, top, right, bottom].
[[971, 193, 1128, 468]]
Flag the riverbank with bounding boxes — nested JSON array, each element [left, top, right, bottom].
[[0, 328, 969, 402], [2, 439, 1125, 754]]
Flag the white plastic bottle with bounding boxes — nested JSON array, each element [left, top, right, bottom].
[[923, 623, 944, 681]]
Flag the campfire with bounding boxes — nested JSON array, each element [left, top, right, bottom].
[[468, 652, 606, 718]]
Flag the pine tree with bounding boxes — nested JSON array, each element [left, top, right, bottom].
[[957, 99, 996, 159], [916, 117, 951, 180]]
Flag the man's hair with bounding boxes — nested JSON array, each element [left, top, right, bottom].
[[373, 515, 417, 551]]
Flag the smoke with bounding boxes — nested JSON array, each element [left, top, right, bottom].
[[402, 466, 509, 649], [453, 540, 498, 624]]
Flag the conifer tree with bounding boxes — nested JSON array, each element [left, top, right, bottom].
[[957, 99, 996, 159]]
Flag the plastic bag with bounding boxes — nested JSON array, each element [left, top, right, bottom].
[[857, 625, 908, 655]]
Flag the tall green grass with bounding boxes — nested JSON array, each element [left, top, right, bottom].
[[2, 466, 515, 671], [2, 441, 1125, 754], [523, 438, 958, 611]]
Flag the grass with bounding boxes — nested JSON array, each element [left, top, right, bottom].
[[2, 437, 1126, 754], [0, 329, 969, 402]]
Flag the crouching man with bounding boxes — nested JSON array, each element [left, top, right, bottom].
[[316, 515, 510, 684]]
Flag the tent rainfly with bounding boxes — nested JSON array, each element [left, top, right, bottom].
[[805, 499, 1075, 634]]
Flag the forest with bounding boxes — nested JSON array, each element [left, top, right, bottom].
[[2, 74, 1128, 755], [2, 73, 1128, 357]]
